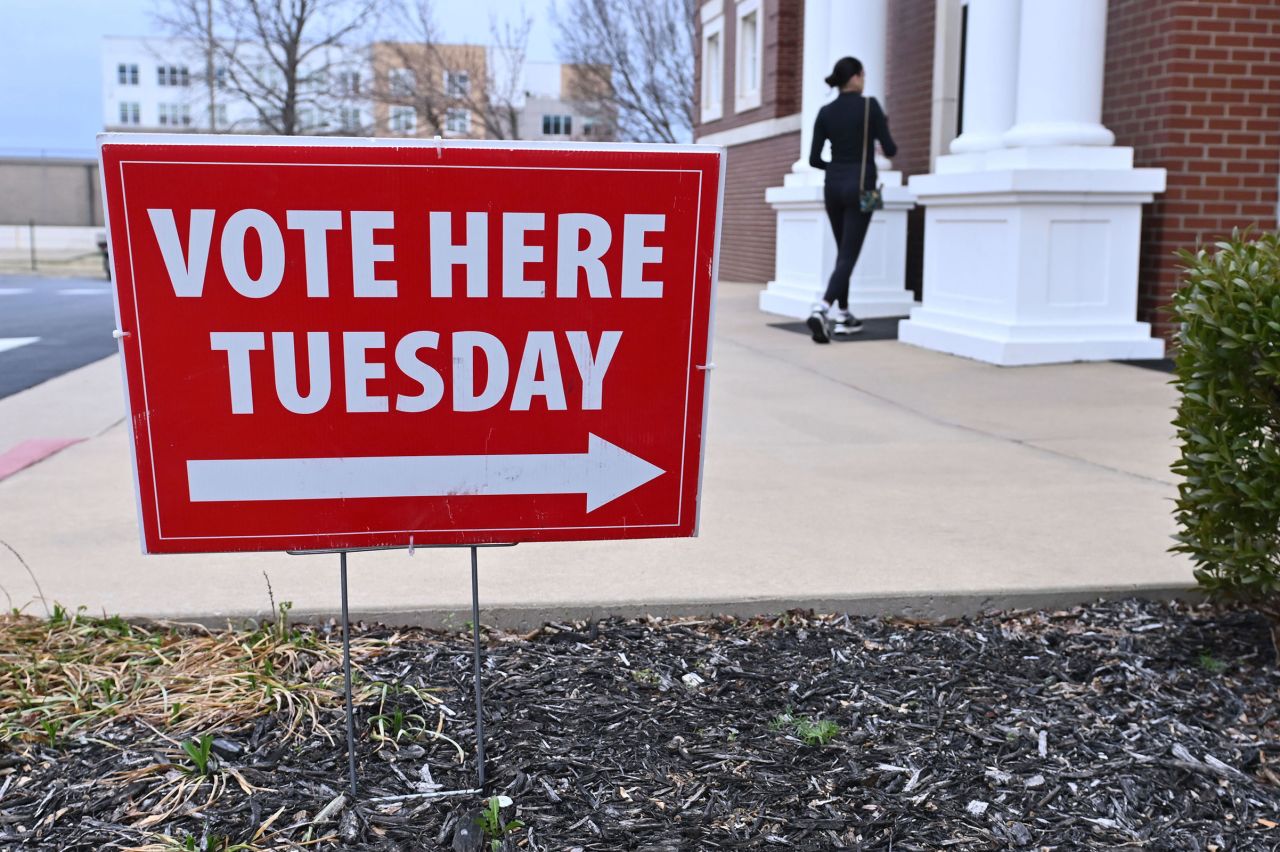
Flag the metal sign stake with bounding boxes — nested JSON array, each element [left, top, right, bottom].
[[339, 550, 358, 797], [470, 545, 487, 791], [316, 542, 511, 800]]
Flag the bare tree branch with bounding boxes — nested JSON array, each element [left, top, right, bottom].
[[155, 0, 380, 135], [551, 0, 693, 143], [374, 0, 531, 140], [474, 6, 533, 139]]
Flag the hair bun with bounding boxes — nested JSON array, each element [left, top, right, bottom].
[[824, 73, 837, 87]]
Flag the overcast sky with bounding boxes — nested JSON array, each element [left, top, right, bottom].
[[0, 0, 558, 156]]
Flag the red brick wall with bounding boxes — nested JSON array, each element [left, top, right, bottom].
[[886, 0, 936, 301], [772, 0, 803, 116], [885, 0, 936, 180], [719, 132, 800, 282], [1105, 0, 1280, 339]]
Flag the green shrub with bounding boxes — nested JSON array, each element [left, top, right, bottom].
[[1171, 230, 1280, 630]]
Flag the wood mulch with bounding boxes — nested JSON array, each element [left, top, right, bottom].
[[3, 598, 1280, 850]]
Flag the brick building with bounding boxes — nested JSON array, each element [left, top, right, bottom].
[[696, 0, 1279, 363]]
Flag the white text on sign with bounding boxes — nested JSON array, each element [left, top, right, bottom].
[[146, 209, 666, 414]]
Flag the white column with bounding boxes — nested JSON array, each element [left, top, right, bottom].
[[792, 0, 833, 177], [949, 0, 1021, 154], [901, 0, 1165, 366], [762, 0, 915, 320], [1002, 0, 1114, 148], [830, 0, 891, 172], [792, 0, 892, 180], [828, 1, 887, 99]]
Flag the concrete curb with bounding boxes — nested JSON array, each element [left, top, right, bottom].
[[140, 583, 1200, 632]]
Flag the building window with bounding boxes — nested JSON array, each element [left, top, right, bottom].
[[158, 65, 190, 87], [390, 106, 416, 134], [735, 1, 763, 112], [388, 67, 415, 97], [445, 108, 470, 135], [215, 66, 228, 90], [339, 107, 362, 131], [701, 15, 725, 122], [445, 70, 470, 98], [117, 63, 138, 85], [542, 114, 572, 136], [215, 103, 228, 129], [337, 70, 360, 96], [118, 101, 140, 125], [582, 116, 598, 137], [158, 103, 191, 127]]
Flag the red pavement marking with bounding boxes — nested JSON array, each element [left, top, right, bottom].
[[0, 438, 85, 481]]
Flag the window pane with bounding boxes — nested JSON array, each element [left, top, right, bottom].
[[390, 68, 414, 96], [564, 116, 572, 135], [704, 32, 722, 108], [447, 70, 470, 97]]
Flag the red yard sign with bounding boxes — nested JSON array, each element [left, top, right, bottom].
[[98, 136, 723, 554]]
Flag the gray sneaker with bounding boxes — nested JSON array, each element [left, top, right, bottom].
[[806, 306, 831, 343], [830, 309, 864, 334]]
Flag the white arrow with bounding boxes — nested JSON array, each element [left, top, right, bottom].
[[186, 433, 664, 512], [0, 337, 38, 354]]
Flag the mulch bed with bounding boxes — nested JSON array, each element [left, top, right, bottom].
[[4, 598, 1280, 850]]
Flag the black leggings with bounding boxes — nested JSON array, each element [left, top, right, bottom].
[[822, 174, 874, 310]]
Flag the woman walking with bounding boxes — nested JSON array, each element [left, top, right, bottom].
[[805, 56, 898, 344]]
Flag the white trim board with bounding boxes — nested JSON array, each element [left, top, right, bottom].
[[98, 131, 722, 157], [696, 113, 801, 148]]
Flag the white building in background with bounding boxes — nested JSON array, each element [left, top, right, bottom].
[[516, 60, 611, 142], [103, 37, 200, 131], [486, 52, 613, 142], [103, 36, 610, 142], [102, 35, 369, 134]]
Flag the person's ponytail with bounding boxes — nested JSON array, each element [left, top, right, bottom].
[[825, 56, 863, 89]]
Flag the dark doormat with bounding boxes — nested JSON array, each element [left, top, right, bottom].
[[769, 317, 904, 342], [1115, 358, 1174, 373]]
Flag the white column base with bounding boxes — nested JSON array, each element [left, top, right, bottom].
[[898, 310, 1165, 366], [899, 164, 1167, 367], [760, 171, 918, 319]]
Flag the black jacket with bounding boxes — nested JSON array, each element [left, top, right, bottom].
[[809, 92, 897, 187]]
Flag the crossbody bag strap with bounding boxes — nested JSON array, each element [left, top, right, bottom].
[[860, 97, 870, 194]]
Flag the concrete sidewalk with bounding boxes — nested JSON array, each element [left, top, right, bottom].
[[0, 283, 1193, 627]]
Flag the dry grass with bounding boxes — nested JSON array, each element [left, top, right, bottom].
[[1, 604, 465, 849], [0, 603, 386, 747]]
